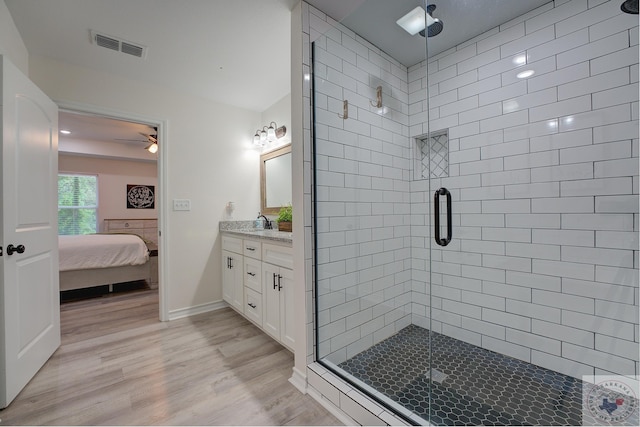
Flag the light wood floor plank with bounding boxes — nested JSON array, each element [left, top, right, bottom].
[[0, 289, 341, 425]]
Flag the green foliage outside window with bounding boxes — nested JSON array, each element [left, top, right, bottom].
[[58, 174, 98, 235]]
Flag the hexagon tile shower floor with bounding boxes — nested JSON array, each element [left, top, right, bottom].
[[339, 325, 639, 425]]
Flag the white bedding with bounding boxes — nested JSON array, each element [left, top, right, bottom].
[[59, 234, 149, 272]]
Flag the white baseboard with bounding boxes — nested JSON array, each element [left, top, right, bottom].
[[168, 300, 227, 320], [288, 366, 308, 394], [306, 386, 356, 426]]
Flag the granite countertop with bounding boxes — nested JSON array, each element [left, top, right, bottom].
[[220, 221, 292, 244]]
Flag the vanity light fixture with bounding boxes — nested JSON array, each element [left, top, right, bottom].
[[253, 122, 287, 146]]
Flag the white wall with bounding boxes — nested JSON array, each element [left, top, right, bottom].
[[0, 0, 28, 74], [29, 54, 262, 314], [59, 154, 158, 228]]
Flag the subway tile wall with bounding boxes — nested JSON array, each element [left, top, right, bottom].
[[410, 0, 639, 378], [304, 0, 638, 407]]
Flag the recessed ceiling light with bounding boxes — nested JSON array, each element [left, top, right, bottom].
[[516, 70, 535, 79], [60, 129, 71, 134]]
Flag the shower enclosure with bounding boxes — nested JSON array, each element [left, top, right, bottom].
[[310, 0, 639, 424]]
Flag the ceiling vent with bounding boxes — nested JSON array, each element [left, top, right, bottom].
[[90, 31, 147, 59]]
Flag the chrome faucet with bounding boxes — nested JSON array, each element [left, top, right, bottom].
[[257, 214, 272, 229]]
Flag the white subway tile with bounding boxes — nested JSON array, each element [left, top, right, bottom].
[[503, 120, 558, 142], [559, 68, 630, 101], [562, 213, 635, 231], [505, 182, 560, 199], [561, 177, 632, 197], [505, 150, 560, 171], [562, 245, 633, 268], [440, 96, 479, 118], [506, 213, 560, 229], [442, 324, 482, 347], [461, 317, 506, 340], [595, 158, 639, 180], [533, 229, 594, 247], [482, 169, 531, 187], [502, 56, 558, 87], [596, 230, 639, 250], [532, 319, 595, 348], [460, 103, 502, 124], [532, 289, 595, 314], [593, 121, 639, 144], [532, 197, 594, 213], [595, 265, 639, 287], [590, 8, 640, 41], [530, 95, 591, 123], [458, 75, 502, 99], [482, 336, 531, 362], [595, 195, 639, 213], [449, 122, 481, 140], [563, 277, 636, 305], [480, 110, 529, 133], [506, 271, 561, 292], [461, 239, 505, 255], [459, 47, 501, 75], [460, 158, 504, 176], [530, 128, 592, 152], [528, 62, 589, 93], [439, 44, 477, 70], [595, 300, 639, 323], [460, 130, 504, 150], [531, 350, 594, 379], [526, 28, 588, 63], [506, 299, 560, 322], [441, 251, 482, 267], [483, 254, 532, 272], [560, 0, 621, 38], [479, 81, 527, 107], [506, 242, 560, 261], [442, 299, 482, 319], [557, 31, 628, 70], [477, 23, 525, 54], [442, 274, 482, 293], [592, 46, 640, 76], [502, 26, 555, 58], [531, 163, 593, 183], [562, 310, 635, 341], [595, 335, 638, 361], [593, 82, 640, 110], [481, 139, 529, 160], [503, 87, 557, 115], [532, 259, 595, 281], [339, 393, 385, 426], [481, 199, 530, 214], [440, 69, 478, 94], [560, 104, 631, 132], [482, 308, 531, 332], [507, 329, 561, 356], [462, 265, 506, 283], [562, 342, 636, 375], [526, 0, 587, 34]]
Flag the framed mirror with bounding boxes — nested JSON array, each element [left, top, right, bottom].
[[260, 144, 292, 215]]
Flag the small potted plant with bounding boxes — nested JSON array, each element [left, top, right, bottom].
[[277, 204, 292, 232]]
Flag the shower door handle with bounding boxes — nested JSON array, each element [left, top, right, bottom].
[[434, 187, 452, 247]]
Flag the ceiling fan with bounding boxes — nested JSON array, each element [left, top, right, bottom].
[[115, 127, 158, 153]]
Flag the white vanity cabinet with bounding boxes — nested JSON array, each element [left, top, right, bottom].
[[221, 235, 243, 312], [262, 243, 295, 351], [221, 231, 294, 351]]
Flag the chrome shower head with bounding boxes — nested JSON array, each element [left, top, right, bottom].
[[621, 0, 638, 14], [419, 4, 444, 37]]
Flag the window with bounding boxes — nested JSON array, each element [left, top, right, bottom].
[[58, 174, 98, 235]]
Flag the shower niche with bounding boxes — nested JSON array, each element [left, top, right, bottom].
[[309, 0, 639, 425]]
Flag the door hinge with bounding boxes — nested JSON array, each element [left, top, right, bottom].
[[0, 246, 3, 256]]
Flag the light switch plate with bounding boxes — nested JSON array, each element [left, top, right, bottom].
[[173, 199, 191, 211]]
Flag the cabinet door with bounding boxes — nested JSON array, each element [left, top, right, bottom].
[[279, 267, 295, 350], [262, 263, 281, 341], [222, 250, 243, 312]]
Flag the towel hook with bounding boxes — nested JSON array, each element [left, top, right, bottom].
[[338, 100, 349, 120], [370, 86, 383, 108]]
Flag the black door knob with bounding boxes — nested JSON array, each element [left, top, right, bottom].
[[6, 244, 25, 255]]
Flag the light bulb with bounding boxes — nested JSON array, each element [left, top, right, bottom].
[[147, 143, 158, 154]]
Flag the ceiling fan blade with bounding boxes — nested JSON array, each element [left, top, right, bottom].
[[138, 132, 158, 144], [115, 138, 147, 142]]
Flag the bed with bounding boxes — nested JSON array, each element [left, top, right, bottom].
[[59, 219, 157, 291]]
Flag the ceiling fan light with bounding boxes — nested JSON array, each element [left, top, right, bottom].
[[146, 142, 158, 154]]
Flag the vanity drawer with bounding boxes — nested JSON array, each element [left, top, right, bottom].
[[244, 257, 262, 293], [262, 243, 293, 269], [222, 235, 243, 254], [244, 287, 262, 327], [243, 239, 262, 259]]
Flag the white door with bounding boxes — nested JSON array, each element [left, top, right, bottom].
[[0, 56, 60, 408]]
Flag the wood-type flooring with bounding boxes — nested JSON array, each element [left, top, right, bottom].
[[0, 288, 341, 425]]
